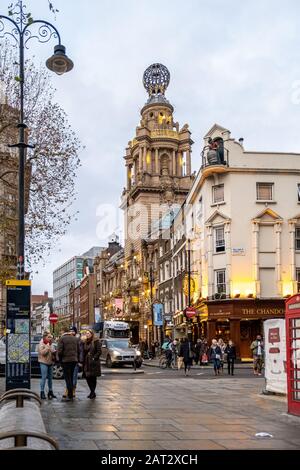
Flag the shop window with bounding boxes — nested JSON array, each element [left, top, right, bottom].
[[296, 227, 300, 251], [257, 182, 273, 201], [212, 184, 224, 204], [214, 226, 225, 253], [215, 269, 226, 294]]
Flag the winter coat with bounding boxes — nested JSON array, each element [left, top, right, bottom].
[[179, 341, 194, 363], [80, 339, 101, 378], [225, 345, 236, 360], [209, 345, 222, 360], [38, 340, 56, 365], [57, 333, 80, 363], [200, 342, 209, 355]]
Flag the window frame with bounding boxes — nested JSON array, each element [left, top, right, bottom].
[[214, 226, 225, 253], [212, 184, 224, 204], [215, 269, 226, 294], [256, 182, 274, 202], [296, 227, 300, 252]]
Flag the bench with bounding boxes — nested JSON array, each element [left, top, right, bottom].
[[0, 389, 58, 450]]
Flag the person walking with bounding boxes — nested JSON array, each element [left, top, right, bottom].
[[58, 326, 80, 401], [200, 338, 209, 365], [38, 332, 57, 400], [225, 340, 236, 376], [194, 338, 202, 365], [250, 335, 264, 376], [80, 329, 101, 399], [218, 338, 226, 373], [209, 339, 222, 376], [179, 337, 194, 376]]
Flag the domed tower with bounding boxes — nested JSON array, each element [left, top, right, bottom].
[[121, 64, 194, 338]]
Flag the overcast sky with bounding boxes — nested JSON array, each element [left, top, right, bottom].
[[10, 0, 300, 294]]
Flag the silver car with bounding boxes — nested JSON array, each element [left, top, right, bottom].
[[101, 338, 142, 368]]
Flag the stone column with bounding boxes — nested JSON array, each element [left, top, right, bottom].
[[139, 147, 143, 172], [186, 149, 191, 175], [155, 148, 159, 174], [127, 165, 131, 189], [275, 223, 282, 296], [143, 146, 147, 172], [178, 152, 182, 177], [172, 150, 176, 176]]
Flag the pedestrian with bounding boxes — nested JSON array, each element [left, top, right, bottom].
[[57, 326, 80, 401], [200, 338, 209, 365], [209, 339, 222, 376], [38, 332, 57, 400], [79, 329, 101, 399], [177, 338, 184, 370], [250, 335, 264, 376], [225, 340, 236, 376], [179, 337, 194, 376], [70, 326, 79, 398], [194, 338, 202, 365], [218, 338, 226, 373]]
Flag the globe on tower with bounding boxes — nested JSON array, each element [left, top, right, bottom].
[[143, 63, 170, 97]]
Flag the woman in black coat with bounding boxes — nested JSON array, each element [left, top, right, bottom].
[[224, 340, 236, 375], [179, 337, 194, 376], [80, 329, 101, 399]]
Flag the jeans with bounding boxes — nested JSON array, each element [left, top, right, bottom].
[[40, 363, 53, 392], [62, 362, 77, 399], [213, 358, 221, 371], [73, 364, 79, 388]]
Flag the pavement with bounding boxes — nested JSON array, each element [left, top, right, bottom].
[[143, 359, 253, 369], [1, 369, 300, 450]]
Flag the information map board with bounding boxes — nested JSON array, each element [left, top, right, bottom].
[[6, 280, 31, 390]]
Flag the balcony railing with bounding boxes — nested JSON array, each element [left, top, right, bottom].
[[201, 144, 229, 169]]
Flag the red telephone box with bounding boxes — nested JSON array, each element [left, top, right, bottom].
[[285, 295, 300, 416]]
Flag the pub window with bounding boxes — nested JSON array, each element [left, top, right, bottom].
[[215, 269, 226, 294], [212, 184, 224, 204], [257, 182, 273, 201], [214, 226, 225, 253], [296, 227, 300, 251], [297, 268, 300, 293]]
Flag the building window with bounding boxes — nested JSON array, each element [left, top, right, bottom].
[[296, 227, 300, 251], [214, 226, 225, 253], [212, 184, 224, 204], [257, 183, 273, 201], [297, 269, 300, 293], [298, 184, 300, 202], [215, 269, 226, 294], [197, 196, 203, 220]]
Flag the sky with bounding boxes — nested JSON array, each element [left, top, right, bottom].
[[4, 0, 300, 295]]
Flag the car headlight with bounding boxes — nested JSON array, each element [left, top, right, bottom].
[[113, 350, 119, 356], [136, 351, 141, 356]]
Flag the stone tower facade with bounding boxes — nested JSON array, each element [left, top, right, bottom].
[[121, 64, 194, 340]]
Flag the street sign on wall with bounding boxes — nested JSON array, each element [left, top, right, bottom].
[[6, 280, 31, 390]]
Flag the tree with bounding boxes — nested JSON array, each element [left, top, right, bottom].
[[0, 42, 81, 274]]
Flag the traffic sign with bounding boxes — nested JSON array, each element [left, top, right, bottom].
[[185, 307, 196, 318], [49, 313, 58, 324]]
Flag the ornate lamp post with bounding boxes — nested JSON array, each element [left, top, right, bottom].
[[0, 0, 73, 279]]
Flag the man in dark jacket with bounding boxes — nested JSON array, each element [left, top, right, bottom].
[[58, 326, 80, 401]]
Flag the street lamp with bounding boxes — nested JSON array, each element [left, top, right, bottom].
[[0, 0, 73, 279], [149, 261, 154, 343]]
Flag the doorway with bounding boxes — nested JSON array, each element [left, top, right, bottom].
[[240, 320, 262, 359]]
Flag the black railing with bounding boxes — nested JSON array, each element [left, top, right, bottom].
[[201, 144, 229, 169]]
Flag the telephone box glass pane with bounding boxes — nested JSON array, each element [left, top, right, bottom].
[[290, 318, 300, 401]]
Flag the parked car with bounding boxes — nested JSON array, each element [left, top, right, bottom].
[[100, 338, 143, 368]]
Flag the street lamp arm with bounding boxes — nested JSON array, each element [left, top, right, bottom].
[[23, 19, 61, 48], [0, 15, 21, 44]]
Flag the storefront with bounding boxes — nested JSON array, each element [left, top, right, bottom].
[[205, 299, 285, 359]]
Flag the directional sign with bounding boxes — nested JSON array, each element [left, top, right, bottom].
[[6, 280, 31, 391]]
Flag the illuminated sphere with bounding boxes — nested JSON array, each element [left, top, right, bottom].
[[143, 63, 170, 96]]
